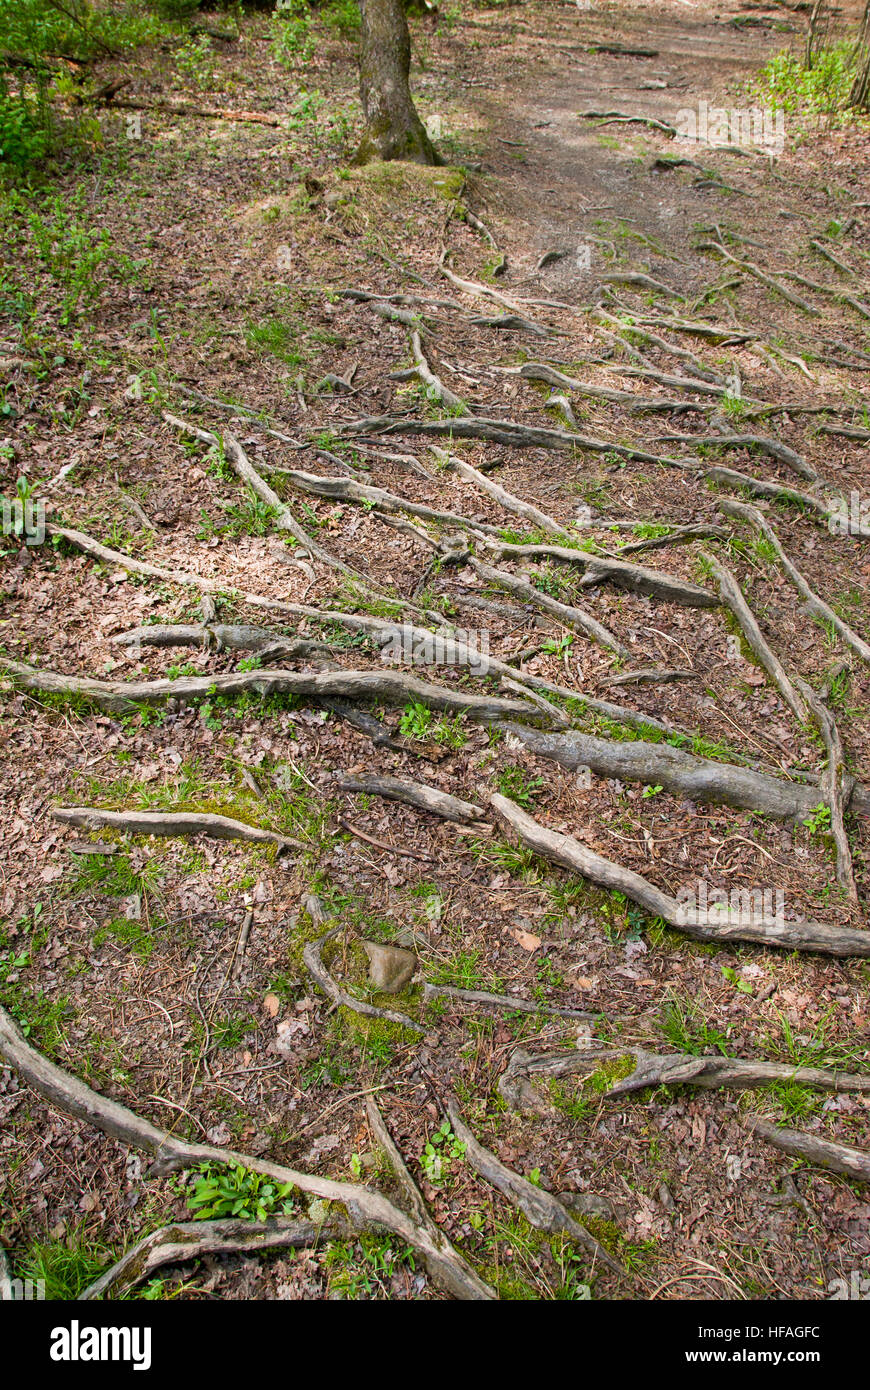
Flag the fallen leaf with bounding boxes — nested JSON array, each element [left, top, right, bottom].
[[513, 928, 542, 952], [263, 993, 280, 1017]]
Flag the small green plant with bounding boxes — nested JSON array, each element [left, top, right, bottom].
[[540, 633, 574, 659], [721, 965, 753, 995], [641, 784, 664, 798], [399, 701, 432, 740], [271, 0, 316, 65], [185, 1163, 296, 1222], [175, 34, 217, 91], [15, 1225, 115, 1300], [420, 1121, 466, 1184], [496, 766, 544, 808], [661, 994, 730, 1056], [802, 802, 831, 836]]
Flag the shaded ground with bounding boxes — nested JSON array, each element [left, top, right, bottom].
[[1, 0, 869, 1301]]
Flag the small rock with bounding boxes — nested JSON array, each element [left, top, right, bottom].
[[362, 941, 416, 993]]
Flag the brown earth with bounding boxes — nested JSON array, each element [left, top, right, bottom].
[[0, 0, 869, 1302]]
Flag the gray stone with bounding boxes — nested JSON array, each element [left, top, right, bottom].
[[362, 941, 417, 994]]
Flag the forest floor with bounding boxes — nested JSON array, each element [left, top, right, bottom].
[[1, 0, 869, 1302]]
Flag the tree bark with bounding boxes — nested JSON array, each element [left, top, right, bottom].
[[850, 0, 870, 106], [357, 0, 438, 164]]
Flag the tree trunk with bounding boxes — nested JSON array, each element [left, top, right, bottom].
[[356, 0, 438, 164], [850, 1, 870, 107]]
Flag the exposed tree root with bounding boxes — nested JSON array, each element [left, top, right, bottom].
[[497, 723, 870, 822], [434, 447, 574, 538], [80, 1215, 344, 1301], [469, 558, 630, 656], [602, 271, 680, 298], [703, 467, 830, 519], [745, 1117, 870, 1183], [577, 109, 677, 136], [424, 984, 595, 1019], [46, 523, 418, 623], [112, 624, 332, 661], [51, 807, 302, 853], [407, 331, 468, 412], [794, 677, 859, 903], [336, 773, 489, 828], [701, 552, 809, 722], [164, 413, 382, 587], [718, 499, 870, 664], [480, 539, 719, 608], [303, 922, 423, 1033], [497, 1047, 870, 1112], [470, 312, 555, 336], [488, 793, 870, 956], [656, 431, 817, 482], [255, 459, 502, 536], [0, 1005, 489, 1298], [364, 1098, 493, 1298], [617, 523, 730, 555], [1, 657, 539, 724], [697, 241, 821, 316], [340, 413, 694, 468], [446, 1102, 625, 1277]]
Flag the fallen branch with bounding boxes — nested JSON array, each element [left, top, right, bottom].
[[745, 1117, 870, 1183], [96, 96, 284, 126], [52, 807, 302, 852], [488, 793, 870, 956], [603, 667, 696, 685], [338, 817, 433, 862]]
